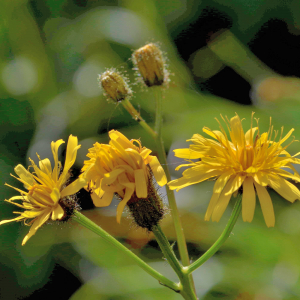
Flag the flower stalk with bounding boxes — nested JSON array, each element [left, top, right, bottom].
[[72, 211, 180, 292], [120, 87, 191, 269], [121, 98, 157, 140], [153, 88, 191, 266], [152, 225, 198, 300], [186, 195, 242, 274], [153, 87, 195, 292]]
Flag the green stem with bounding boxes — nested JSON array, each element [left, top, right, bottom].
[[72, 211, 179, 292], [153, 87, 195, 292], [122, 90, 191, 270], [152, 225, 183, 277], [122, 98, 157, 140], [153, 88, 190, 268], [154, 87, 162, 136], [153, 225, 198, 300], [185, 195, 242, 274]]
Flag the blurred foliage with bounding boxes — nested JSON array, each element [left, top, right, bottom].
[[1, 0, 300, 299]]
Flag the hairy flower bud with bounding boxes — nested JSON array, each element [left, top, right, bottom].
[[132, 43, 166, 87], [99, 69, 132, 102]]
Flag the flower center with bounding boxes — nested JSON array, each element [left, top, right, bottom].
[[28, 185, 53, 206], [239, 144, 254, 170]]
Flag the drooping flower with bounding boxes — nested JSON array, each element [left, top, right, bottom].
[[82, 130, 167, 224], [0, 135, 86, 245], [168, 113, 300, 227]]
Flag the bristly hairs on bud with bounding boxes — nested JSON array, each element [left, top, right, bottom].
[[99, 68, 132, 103], [116, 167, 165, 231], [132, 42, 170, 88]]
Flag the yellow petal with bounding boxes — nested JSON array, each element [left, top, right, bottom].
[[59, 135, 80, 185], [211, 188, 233, 222], [83, 165, 100, 182], [52, 204, 64, 220], [102, 169, 125, 186], [61, 178, 87, 198], [173, 148, 203, 159], [201, 156, 228, 167], [189, 145, 212, 157], [168, 169, 221, 191], [202, 128, 227, 146], [14, 164, 36, 188], [118, 172, 134, 189], [110, 140, 137, 169], [5, 183, 27, 196], [268, 174, 300, 202], [242, 177, 256, 222], [212, 171, 233, 194], [229, 115, 245, 148], [27, 192, 52, 207], [0, 216, 24, 225], [51, 139, 65, 182], [253, 182, 275, 227], [50, 188, 61, 204], [22, 210, 44, 218], [140, 148, 152, 160], [204, 193, 220, 221], [109, 130, 133, 149], [182, 164, 214, 178], [39, 158, 52, 176], [253, 171, 269, 186], [134, 169, 148, 198], [279, 128, 294, 145], [149, 156, 167, 186], [116, 187, 134, 223], [126, 148, 144, 167], [245, 127, 258, 145], [21, 209, 52, 245], [273, 169, 300, 182], [29, 159, 54, 187], [175, 163, 196, 171], [91, 191, 114, 207], [224, 175, 245, 196], [7, 196, 26, 201]]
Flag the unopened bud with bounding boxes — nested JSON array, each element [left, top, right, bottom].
[[99, 69, 132, 102], [133, 43, 166, 87]]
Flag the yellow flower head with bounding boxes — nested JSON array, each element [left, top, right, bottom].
[[0, 135, 86, 245], [82, 130, 167, 223], [168, 113, 300, 227]]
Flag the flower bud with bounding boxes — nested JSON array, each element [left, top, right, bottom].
[[99, 69, 132, 102], [132, 43, 166, 87]]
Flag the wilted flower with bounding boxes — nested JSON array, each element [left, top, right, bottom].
[[168, 113, 300, 227], [82, 130, 167, 225], [0, 135, 86, 245]]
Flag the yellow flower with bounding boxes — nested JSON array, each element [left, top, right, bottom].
[[0, 135, 86, 245], [168, 113, 300, 227], [82, 130, 167, 223]]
